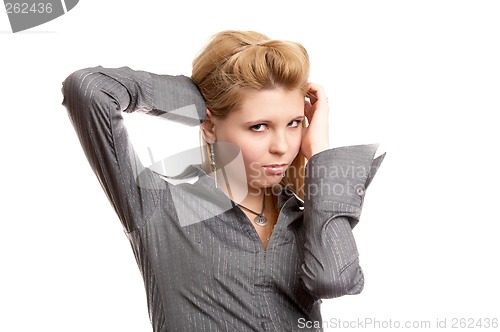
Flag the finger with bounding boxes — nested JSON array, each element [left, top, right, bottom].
[[306, 91, 318, 105], [307, 83, 327, 105], [306, 88, 318, 105]]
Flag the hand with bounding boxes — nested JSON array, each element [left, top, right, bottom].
[[301, 83, 330, 159]]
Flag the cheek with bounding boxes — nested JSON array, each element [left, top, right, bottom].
[[240, 145, 263, 167], [218, 133, 258, 165]]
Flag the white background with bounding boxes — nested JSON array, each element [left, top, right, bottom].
[[1, 1, 499, 331]]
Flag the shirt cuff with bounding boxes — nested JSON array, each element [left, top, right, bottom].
[[304, 144, 385, 226]]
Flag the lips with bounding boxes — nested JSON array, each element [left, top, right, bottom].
[[262, 164, 288, 175]]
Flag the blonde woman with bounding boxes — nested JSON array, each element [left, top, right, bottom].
[[62, 30, 384, 331]]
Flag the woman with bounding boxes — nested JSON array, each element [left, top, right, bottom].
[[62, 30, 384, 331]]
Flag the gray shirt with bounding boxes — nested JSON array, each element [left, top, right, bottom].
[[61, 67, 384, 331]]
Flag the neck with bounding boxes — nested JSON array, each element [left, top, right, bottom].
[[239, 190, 266, 213], [213, 169, 266, 211]]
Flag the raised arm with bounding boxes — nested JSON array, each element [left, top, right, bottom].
[[300, 144, 385, 299], [61, 66, 206, 232]]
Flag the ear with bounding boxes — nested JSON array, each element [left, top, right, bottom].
[[200, 109, 217, 143]]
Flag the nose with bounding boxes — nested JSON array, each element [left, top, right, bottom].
[[269, 130, 287, 155]]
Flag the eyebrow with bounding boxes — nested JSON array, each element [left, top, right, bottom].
[[244, 115, 305, 124]]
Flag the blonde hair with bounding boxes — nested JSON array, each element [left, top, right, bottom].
[[192, 30, 309, 206]]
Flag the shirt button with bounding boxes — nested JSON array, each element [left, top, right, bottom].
[[355, 185, 365, 197]]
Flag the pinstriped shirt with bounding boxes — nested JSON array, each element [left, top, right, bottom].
[[61, 67, 384, 331]]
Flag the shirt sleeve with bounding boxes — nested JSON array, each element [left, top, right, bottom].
[[299, 144, 385, 299], [61, 66, 206, 232]]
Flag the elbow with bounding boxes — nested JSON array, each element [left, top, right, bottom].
[[62, 68, 99, 106], [301, 263, 365, 299], [61, 67, 130, 115]]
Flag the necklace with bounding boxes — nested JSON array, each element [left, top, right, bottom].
[[237, 194, 267, 226]]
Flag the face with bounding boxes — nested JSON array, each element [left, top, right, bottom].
[[207, 88, 305, 195]]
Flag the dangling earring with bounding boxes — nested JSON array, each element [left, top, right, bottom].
[[210, 143, 218, 188]]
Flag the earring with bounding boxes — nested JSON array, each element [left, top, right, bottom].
[[210, 143, 218, 188]]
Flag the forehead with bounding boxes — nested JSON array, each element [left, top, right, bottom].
[[230, 88, 304, 121]]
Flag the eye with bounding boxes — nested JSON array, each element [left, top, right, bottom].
[[288, 119, 303, 128], [250, 124, 267, 132]]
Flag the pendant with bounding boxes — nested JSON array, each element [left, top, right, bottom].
[[254, 214, 268, 227]]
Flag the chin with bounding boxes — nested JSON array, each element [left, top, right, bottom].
[[253, 176, 284, 189]]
